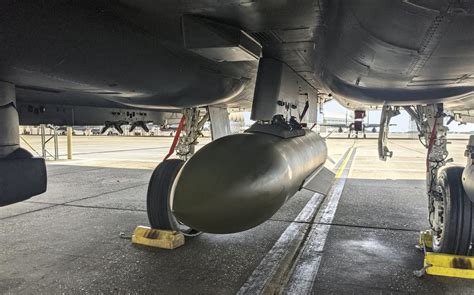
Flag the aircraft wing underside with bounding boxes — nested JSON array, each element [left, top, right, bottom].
[[2, 0, 474, 113]]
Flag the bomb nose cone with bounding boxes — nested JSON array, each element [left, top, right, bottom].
[[171, 133, 285, 233], [171, 131, 327, 234]]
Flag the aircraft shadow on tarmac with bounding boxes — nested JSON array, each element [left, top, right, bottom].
[[2, 163, 474, 293]]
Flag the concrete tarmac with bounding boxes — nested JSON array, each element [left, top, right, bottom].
[[1, 134, 474, 294]]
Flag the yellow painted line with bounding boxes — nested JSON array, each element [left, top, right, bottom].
[[284, 145, 356, 293], [335, 146, 354, 179]]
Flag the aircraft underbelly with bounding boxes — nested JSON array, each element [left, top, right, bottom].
[[1, 0, 474, 110], [0, 1, 256, 109], [318, 0, 474, 110]]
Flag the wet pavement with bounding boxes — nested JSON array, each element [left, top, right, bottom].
[[1, 134, 474, 294], [312, 138, 474, 294]]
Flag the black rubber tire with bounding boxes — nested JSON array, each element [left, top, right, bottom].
[[433, 166, 474, 255], [146, 159, 199, 235]]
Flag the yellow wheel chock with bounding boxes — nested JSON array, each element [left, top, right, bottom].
[[131, 226, 185, 250], [415, 230, 474, 279]]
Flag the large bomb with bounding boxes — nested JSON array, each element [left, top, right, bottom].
[[171, 128, 327, 233]]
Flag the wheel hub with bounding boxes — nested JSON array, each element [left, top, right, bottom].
[[430, 187, 445, 247]]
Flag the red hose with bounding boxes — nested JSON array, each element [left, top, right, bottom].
[[426, 117, 438, 172], [163, 116, 186, 161]]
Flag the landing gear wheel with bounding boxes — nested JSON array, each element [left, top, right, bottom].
[[363, 134, 367, 139], [431, 166, 474, 255], [147, 159, 200, 236]]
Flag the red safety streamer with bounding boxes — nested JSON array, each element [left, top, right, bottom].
[[426, 117, 438, 172], [163, 116, 186, 161]]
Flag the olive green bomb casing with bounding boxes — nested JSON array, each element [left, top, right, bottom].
[[171, 130, 327, 234]]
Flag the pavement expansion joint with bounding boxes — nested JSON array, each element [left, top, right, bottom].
[[59, 203, 147, 212], [267, 218, 315, 225], [0, 204, 60, 220], [316, 222, 420, 233], [62, 182, 149, 205], [0, 183, 149, 220], [48, 167, 106, 177]]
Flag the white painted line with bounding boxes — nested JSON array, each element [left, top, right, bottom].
[[319, 177, 347, 224], [283, 225, 329, 294], [238, 145, 354, 294], [237, 193, 323, 295], [294, 192, 324, 224], [284, 148, 356, 294]]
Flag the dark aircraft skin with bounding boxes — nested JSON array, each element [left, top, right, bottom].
[[1, 0, 474, 112], [2, 1, 474, 242]]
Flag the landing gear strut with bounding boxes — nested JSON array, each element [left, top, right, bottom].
[[378, 105, 400, 161], [146, 108, 209, 235], [406, 104, 474, 255], [175, 108, 209, 161]]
